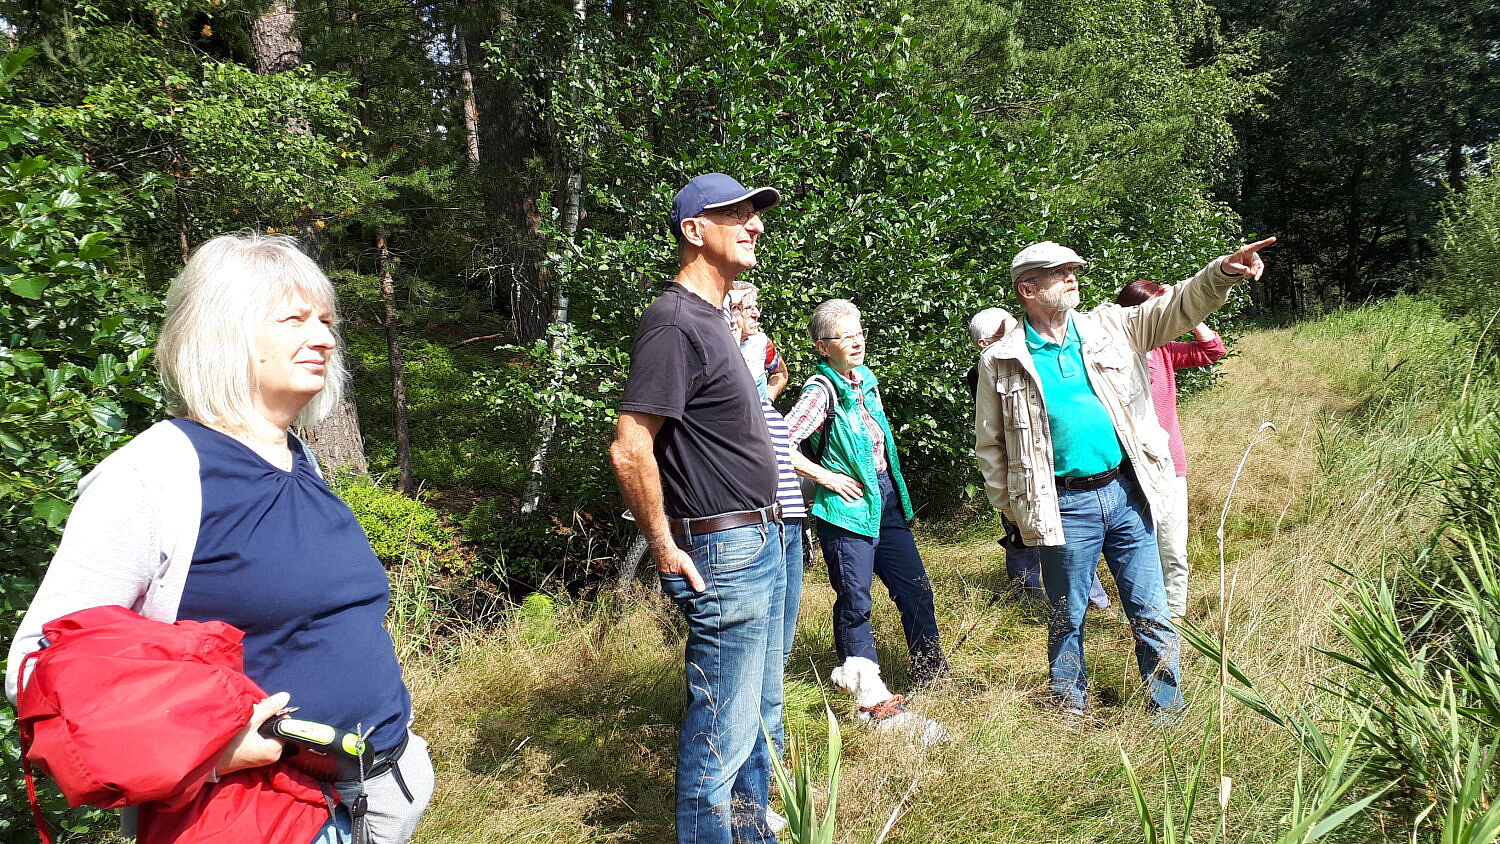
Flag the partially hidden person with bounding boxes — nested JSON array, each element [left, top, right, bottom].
[[785, 299, 950, 744], [728, 289, 806, 838], [973, 237, 1274, 721], [6, 233, 435, 842], [729, 285, 806, 699], [1114, 280, 1229, 621], [610, 173, 786, 844], [729, 280, 790, 400], [967, 307, 1111, 610]]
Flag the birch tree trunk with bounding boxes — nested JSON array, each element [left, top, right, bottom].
[[519, 0, 585, 515], [377, 229, 414, 495]]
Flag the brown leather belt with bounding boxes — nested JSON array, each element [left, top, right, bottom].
[[669, 503, 782, 539], [1057, 465, 1121, 491]]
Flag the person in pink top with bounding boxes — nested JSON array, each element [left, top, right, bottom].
[[1114, 279, 1228, 621]]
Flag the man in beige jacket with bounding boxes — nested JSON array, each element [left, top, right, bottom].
[[974, 237, 1274, 719]]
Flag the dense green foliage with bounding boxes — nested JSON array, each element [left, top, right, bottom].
[[8, 0, 1498, 837], [1431, 151, 1500, 332], [1217, 0, 1500, 311], [0, 48, 159, 844], [521, 0, 1257, 511]]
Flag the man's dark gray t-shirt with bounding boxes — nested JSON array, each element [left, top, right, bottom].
[[619, 282, 777, 519]]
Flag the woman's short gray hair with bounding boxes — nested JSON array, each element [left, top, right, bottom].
[[156, 233, 345, 430], [808, 299, 861, 346]]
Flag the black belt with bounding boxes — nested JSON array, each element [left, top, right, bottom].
[[669, 503, 782, 539], [1057, 465, 1120, 491]]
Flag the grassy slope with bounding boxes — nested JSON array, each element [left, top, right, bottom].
[[402, 299, 1454, 843]]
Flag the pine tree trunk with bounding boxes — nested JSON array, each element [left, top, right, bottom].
[[300, 388, 369, 477], [1341, 158, 1365, 306], [249, 1, 365, 476], [377, 229, 414, 495], [1447, 131, 1467, 195], [456, 34, 482, 169], [251, 0, 302, 74], [460, 0, 546, 341]]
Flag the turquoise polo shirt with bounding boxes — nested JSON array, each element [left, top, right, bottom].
[[1025, 316, 1123, 478]]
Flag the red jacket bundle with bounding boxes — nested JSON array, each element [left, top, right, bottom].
[[16, 605, 333, 843]]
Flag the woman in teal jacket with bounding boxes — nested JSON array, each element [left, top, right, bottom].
[[785, 299, 948, 720]]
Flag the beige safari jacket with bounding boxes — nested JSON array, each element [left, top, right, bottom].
[[974, 257, 1242, 546]]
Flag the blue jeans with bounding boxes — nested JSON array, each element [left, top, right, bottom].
[[1006, 543, 1110, 608], [1038, 473, 1182, 712], [660, 519, 786, 844], [817, 473, 947, 687], [772, 519, 803, 757]]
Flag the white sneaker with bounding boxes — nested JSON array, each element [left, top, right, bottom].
[[766, 808, 787, 835]]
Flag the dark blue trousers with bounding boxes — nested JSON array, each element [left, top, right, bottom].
[[817, 472, 947, 687]]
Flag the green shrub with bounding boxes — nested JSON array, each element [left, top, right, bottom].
[[459, 501, 577, 589], [1431, 149, 1500, 329], [336, 479, 455, 564], [516, 592, 559, 644], [0, 49, 157, 843]]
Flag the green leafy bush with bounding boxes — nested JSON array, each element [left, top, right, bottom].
[[459, 500, 599, 590], [336, 478, 456, 564], [0, 47, 158, 844], [1431, 150, 1500, 331]]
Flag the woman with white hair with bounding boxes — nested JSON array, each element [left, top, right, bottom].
[[784, 298, 948, 724], [6, 233, 433, 842]]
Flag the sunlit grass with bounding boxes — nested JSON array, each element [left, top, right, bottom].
[[399, 298, 1467, 842]]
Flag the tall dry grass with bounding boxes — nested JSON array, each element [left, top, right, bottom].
[[400, 297, 1459, 843]]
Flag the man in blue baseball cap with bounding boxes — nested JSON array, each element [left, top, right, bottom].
[[613, 173, 785, 843]]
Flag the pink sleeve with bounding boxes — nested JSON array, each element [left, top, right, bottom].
[[1163, 334, 1227, 369]]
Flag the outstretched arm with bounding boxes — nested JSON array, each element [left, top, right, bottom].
[[1128, 237, 1276, 353]]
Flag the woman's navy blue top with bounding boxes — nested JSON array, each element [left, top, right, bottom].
[[172, 419, 411, 754]]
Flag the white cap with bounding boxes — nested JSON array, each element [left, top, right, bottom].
[[1010, 241, 1087, 281]]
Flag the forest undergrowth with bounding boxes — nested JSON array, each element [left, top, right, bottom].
[[398, 296, 1492, 843]]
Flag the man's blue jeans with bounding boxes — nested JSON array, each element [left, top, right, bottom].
[[659, 519, 786, 844], [1006, 543, 1110, 608], [1038, 473, 1183, 712]]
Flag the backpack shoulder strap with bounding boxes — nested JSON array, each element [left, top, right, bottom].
[[802, 374, 837, 464]]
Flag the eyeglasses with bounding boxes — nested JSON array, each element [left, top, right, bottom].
[[703, 205, 758, 224], [1025, 265, 1084, 285], [819, 329, 868, 345]]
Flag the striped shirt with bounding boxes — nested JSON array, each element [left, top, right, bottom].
[[763, 398, 806, 518], [734, 331, 805, 517]]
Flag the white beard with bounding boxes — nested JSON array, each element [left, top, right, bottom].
[[1036, 286, 1079, 313]]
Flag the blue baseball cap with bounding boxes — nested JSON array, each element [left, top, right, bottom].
[[670, 173, 781, 238]]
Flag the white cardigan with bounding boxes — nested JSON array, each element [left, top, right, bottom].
[[5, 420, 319, 702]]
